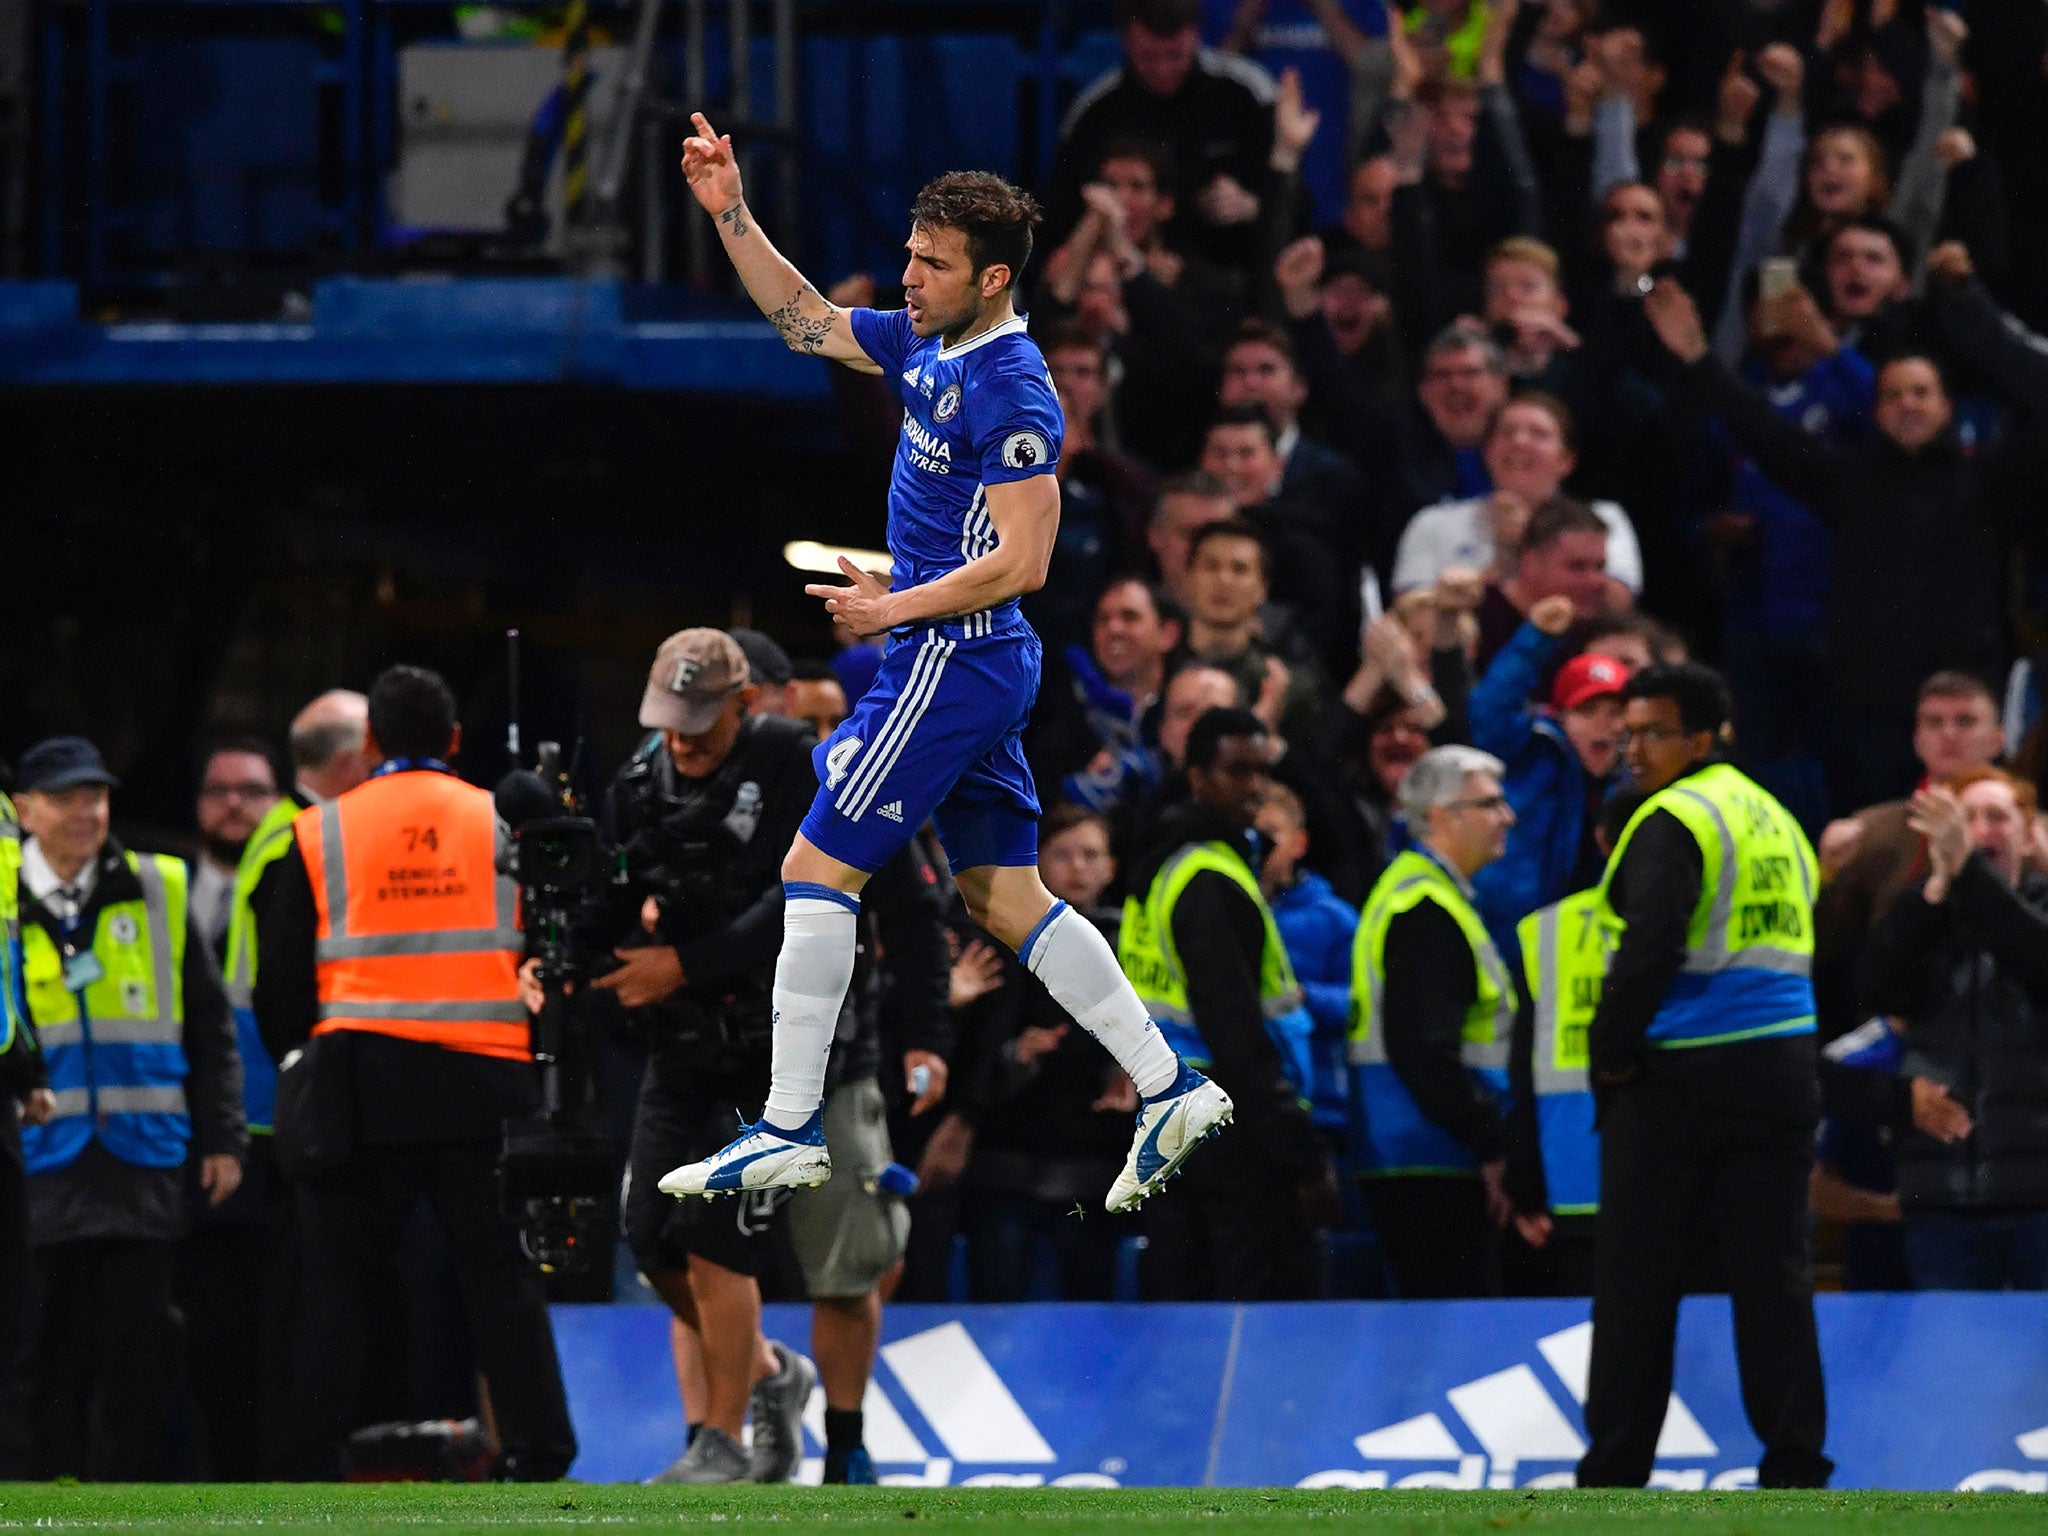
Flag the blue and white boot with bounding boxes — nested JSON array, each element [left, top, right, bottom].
[[1105, 1060, 1234, 1213], [659, 1111, 832, 1199]]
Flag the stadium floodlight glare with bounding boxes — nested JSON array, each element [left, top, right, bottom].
[[783, 540, 892, 576]]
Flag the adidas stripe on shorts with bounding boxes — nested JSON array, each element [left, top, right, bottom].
[[798, 617, 1043, 875]]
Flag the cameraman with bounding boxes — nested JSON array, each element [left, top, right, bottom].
[[580, 631, 824, 1484]]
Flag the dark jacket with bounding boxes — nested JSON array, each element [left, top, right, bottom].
[[1864, 854, 2048, 1212], [1129, 803, 1322, 1184], [1674, 278, 2048, 719], [21, 837, 246, 1243], [1048, 51, 1277, 275], [1378, 881, 1507, 1163]]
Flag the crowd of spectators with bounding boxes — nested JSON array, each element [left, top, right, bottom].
[[821, 0, 2048, 1300]]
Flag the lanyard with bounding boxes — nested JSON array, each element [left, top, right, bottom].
[[371, 758, 453, 779]]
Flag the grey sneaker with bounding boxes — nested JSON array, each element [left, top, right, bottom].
[[648, 1425, 750, 1484], [747, 1340, 818, 1483]]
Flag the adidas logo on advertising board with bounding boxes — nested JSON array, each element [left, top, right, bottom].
[[794, 1321, 1121, 1488], [1298, 1320, 2048, 1494], [1298, 1322, 1745, 1491]]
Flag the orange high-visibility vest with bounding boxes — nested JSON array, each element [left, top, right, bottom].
[[295, 770, 529, 1062]]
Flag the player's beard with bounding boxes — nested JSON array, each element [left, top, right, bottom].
[[916, 290, 985, 343]]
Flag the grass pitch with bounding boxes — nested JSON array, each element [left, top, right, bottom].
[[0, 1485, 2037, 1536]]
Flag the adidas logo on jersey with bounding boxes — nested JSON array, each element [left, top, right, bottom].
[[876, 801, 905, 822]]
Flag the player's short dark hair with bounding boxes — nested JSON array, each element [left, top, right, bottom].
[[368, 665, 459, 762], [1096, 136, 1177, 189], [1117, 0, 1199, 34], [1204, 401, 1277, 447], [1622, 661, 1731, 738], [1224, 318, 1300, 374], [1187, 515, 1270, 579], [910, 171, 1042, 292], [1521, 495, 1606, 556], [1185, 706, 1268, 772]]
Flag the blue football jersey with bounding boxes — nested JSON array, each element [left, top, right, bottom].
[[847, 309, 1064, 639]]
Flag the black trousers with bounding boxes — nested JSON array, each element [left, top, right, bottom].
[[1139, 1136, 1321, 1301], [176, 1139, 294, 1479], [1579, 1043, 1833, 1489], [286, 1143, 577, 1481], [0, 1117, 33, 1477], [24, 1236, 182, 1479], [1363, 1175, 1501, 1299]]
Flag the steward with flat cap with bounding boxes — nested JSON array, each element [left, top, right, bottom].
[[256, 665, 575, 1481], [1576, 661, 1831, 1491], [11, 735, 245, 1479]]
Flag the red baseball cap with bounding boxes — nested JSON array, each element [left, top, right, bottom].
[[1552, 653, 1632, 712]]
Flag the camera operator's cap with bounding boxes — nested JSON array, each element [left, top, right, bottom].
[[729, 627, 793, 688], [16, 736, 120, 793], [641, 629, 750, 734], [1552, 653, 1633, 713]]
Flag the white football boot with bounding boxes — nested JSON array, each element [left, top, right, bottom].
[[1105, 1060, 1234, 1212]]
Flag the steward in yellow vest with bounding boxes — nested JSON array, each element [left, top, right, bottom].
[[1348, 745, 1518, 1298], [1115, 708, 1327, 1300], [10, 735, 247, 1480], [1576, 662, 1831, 1492]]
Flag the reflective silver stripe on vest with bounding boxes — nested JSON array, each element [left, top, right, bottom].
[[1264, 986, 1306, 1019], [34, 1016, 184, 1050], [318, 801, 349, 937], [61, 856, 184, 1050], [315, 928, 522, 961], [47, 1083, 188, 1121], [1529, 904, 1590, 1098], [1666, 786, 1813, 979], [317, 1000, 528, 1024], [313, 800, 517, 960]]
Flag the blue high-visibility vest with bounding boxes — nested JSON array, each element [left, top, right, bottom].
[[21, 851, 194, 1173]]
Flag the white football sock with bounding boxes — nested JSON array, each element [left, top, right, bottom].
[[1020, 900, 1180, 1098], [762, 884, 860, 1131]]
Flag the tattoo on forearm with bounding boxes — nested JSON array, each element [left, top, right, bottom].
[[718, 202, 749, 238], [767, 283, 835, 354]]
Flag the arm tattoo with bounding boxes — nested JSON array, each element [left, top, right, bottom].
[[767, 283, 836, 354], [718, 202, 749, 238]]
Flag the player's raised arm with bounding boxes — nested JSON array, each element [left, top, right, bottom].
[[681, 113, 881, 375]]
